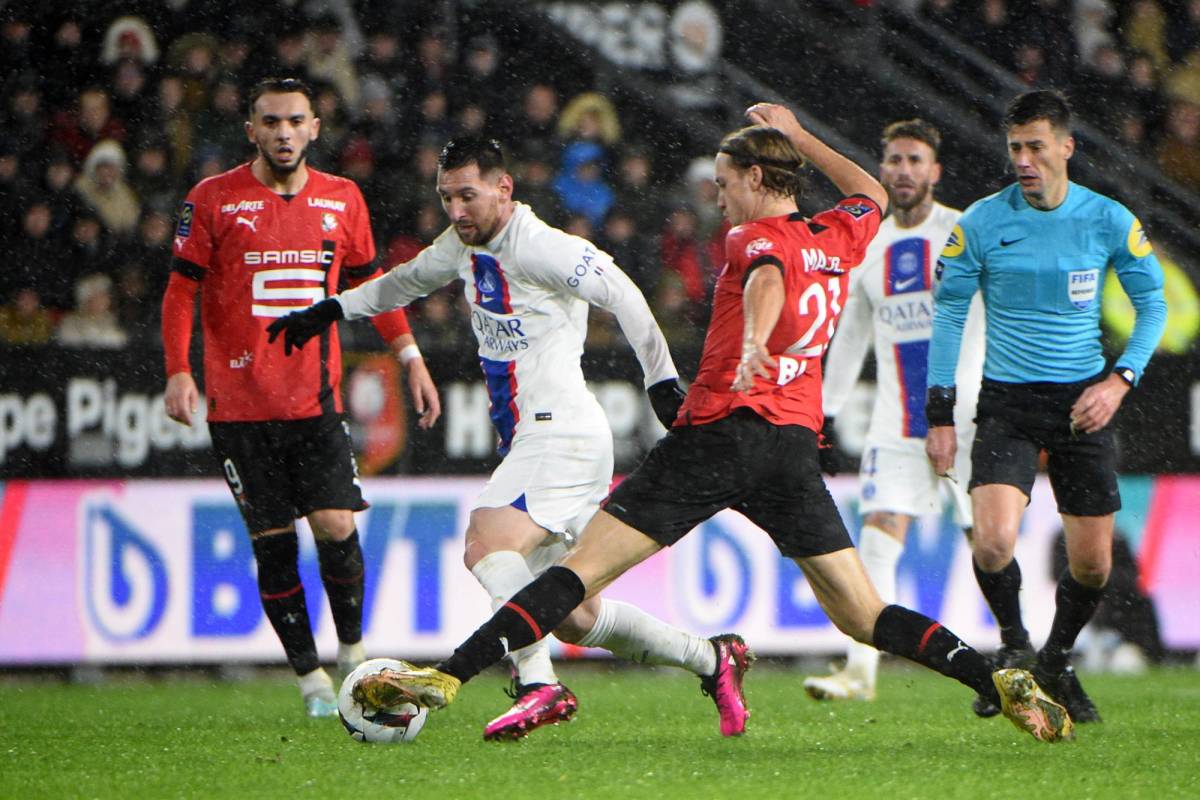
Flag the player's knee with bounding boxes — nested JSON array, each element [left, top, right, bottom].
[[971, 538, 1016, 572], [307, 510, 355, 541], [553, 606, 597, 644], [1069, 559, 1111, 589]]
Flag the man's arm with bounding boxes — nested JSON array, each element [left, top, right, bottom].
[[746, 103, 888, 215], [732, 263, 785, 392], [162, 269, 200, 426]]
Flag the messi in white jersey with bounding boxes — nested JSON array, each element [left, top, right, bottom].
[[804, 121, 985, 706], [269, 137, 727, 741]]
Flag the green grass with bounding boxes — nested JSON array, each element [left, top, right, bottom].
[[2, 664, 1198, 799]]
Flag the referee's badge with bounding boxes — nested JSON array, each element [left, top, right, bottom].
[[1068, 269, 1100, 309], [941, 224, 965, 258], [1127, 217, 1152, 258]]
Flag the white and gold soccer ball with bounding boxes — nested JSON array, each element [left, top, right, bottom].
[[338, 658, 429, 744]]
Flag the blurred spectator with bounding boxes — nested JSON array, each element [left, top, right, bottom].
[[155, 74, 194, 181], [1024, 0, 1076, 83], [109, 59, 153, 132], [2, 74, 47, 170], [128, 134, 177, 212], [456, 103, 489, 137], [460, 34, 511, 130], [920, 0, 965, 31], [55, 273, 128, 349], [41, 15, 91, 108], [217, 18, 254, 79], [1013, 43, 1048, 86], [598, 208, 658, 295], [1156, 99, 1200, 188], [1073, 43, 1128, 129], [306, 14, 361, 115], [1167, 0, 1200, 65], [652, 272, 704, 351], [511, 83, 561, 164], [1126, 50, 1168, 133], [257, 19, 311, 88], [308, 82, 351, 172], [119, 208, 174, 303], [682, 156, 723, 241], [356, 76, 408, 174], [564, 214, 594, 240], [65, 214, 115, 293], [964, 0, 1016, 70], [514, 157, 564, 225], [74, 140, 141, 239], [193, 77, 248, 167], [9, 200, 70, 309], [0, 288, 54, 346], [1122, 1, 1171, 73], [166, 33, 220, 114], [40, 152, 79, 234], [50, 87, 127, 166], [385, 202, 443, 267], [554, 140, 614, 227], [407, 28, 455, 100], [0, 5, 36, 79], [113, 261, 156, 344], [557, 92, 622, 149], [415, 90, 453, 144], [0, 136, 33, 239], [659, 205, 723, 308], [614, 146, 664, 231], [357, 28, 409, 104], [1072, 0, 1113, 68], [100, 16, 160, 67], [392, 141, 442, 224]]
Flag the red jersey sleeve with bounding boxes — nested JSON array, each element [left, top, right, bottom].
[[171, 181, 216, 272], [725, 222, 785, 284], [807, 195, 883, 269]]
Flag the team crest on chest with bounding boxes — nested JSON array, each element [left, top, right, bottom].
[[322, 212, 337, 233]]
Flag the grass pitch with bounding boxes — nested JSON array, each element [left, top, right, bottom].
[[2, 663, 1197, 799]]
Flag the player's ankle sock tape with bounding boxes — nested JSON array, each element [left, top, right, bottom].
[[253, 532, 319, 675], [973, 558, 1032, 649], [317, 531, 365, 644], [873, 604, 998, 703], [438, 566, 586, 684], [1041, 572, 1106, 672]]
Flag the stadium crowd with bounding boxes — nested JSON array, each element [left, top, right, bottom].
[[0, 1, 1196, 353]]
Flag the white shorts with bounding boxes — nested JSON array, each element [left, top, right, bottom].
[[858, 436, 974, 527], [473, 420, 614, 544]]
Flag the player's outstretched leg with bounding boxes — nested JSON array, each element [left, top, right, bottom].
[[872, 604, 1073, 743]]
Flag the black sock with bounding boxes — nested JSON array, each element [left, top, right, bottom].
[[316, 530, 365, 644], [973, 558, 1032, 650], [1040, 571, 1106, 672], [253, 532, 318, 676], [873, 604, 999, 704], [437, 566, 586, 684]]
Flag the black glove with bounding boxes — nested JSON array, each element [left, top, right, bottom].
[[817, 416, 843, 476], [647, 378, 687, 429], [266, 298, 344, 355]]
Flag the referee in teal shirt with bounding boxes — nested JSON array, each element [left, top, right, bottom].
[[925, 91, 1167, 725]]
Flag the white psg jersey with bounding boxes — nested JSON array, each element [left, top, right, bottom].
[[337, 202, 677, 453], [823, 202, 984, 452]]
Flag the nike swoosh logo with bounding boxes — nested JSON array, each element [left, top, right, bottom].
[[999, 237, 1026, 247], [895, 275, 920, 290]]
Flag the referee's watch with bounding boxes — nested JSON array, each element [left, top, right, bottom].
[[1113, 367, 1136, 388]]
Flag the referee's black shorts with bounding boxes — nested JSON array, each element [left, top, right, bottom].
[[602, 409, 852, 559], [208, 413, 367, 534], [969, 374, 1121, 516]]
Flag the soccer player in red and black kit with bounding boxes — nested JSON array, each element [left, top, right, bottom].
[[161, 78, 440, 717], [348, 104, 1075, 743]]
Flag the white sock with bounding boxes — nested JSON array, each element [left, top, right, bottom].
[[845, 525, 905, 685], [470, 551, 558, 686], [337, 641, 366, 674], [298, 667, 333, 698], [575, 599, 717, 676]]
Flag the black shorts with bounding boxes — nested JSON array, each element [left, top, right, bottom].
[[970, 376, 1120, 516], [603, 409, 852, 559], [208, 414, 367, 534]]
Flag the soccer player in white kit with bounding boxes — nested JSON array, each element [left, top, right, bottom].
[[803, 120, 986, 702], [268, 137, 741, 740]]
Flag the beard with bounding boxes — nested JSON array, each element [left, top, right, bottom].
[[888, 180, 932, 212], [260, 141, 310, 177]]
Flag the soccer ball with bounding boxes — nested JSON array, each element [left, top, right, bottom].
[[337, 658, 429, 744]]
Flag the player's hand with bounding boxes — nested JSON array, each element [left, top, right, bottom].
[[732, 340, 775, 393], [165, 373, 199, 427], [925, 425, 958, 477], [746, 102, 807, 144], [266, 298, 344, 355], [817, 416, 843, 476], [405, 356, 442, 430], [647, 378, 687, 429], [1069, 374, 1130, 434]]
